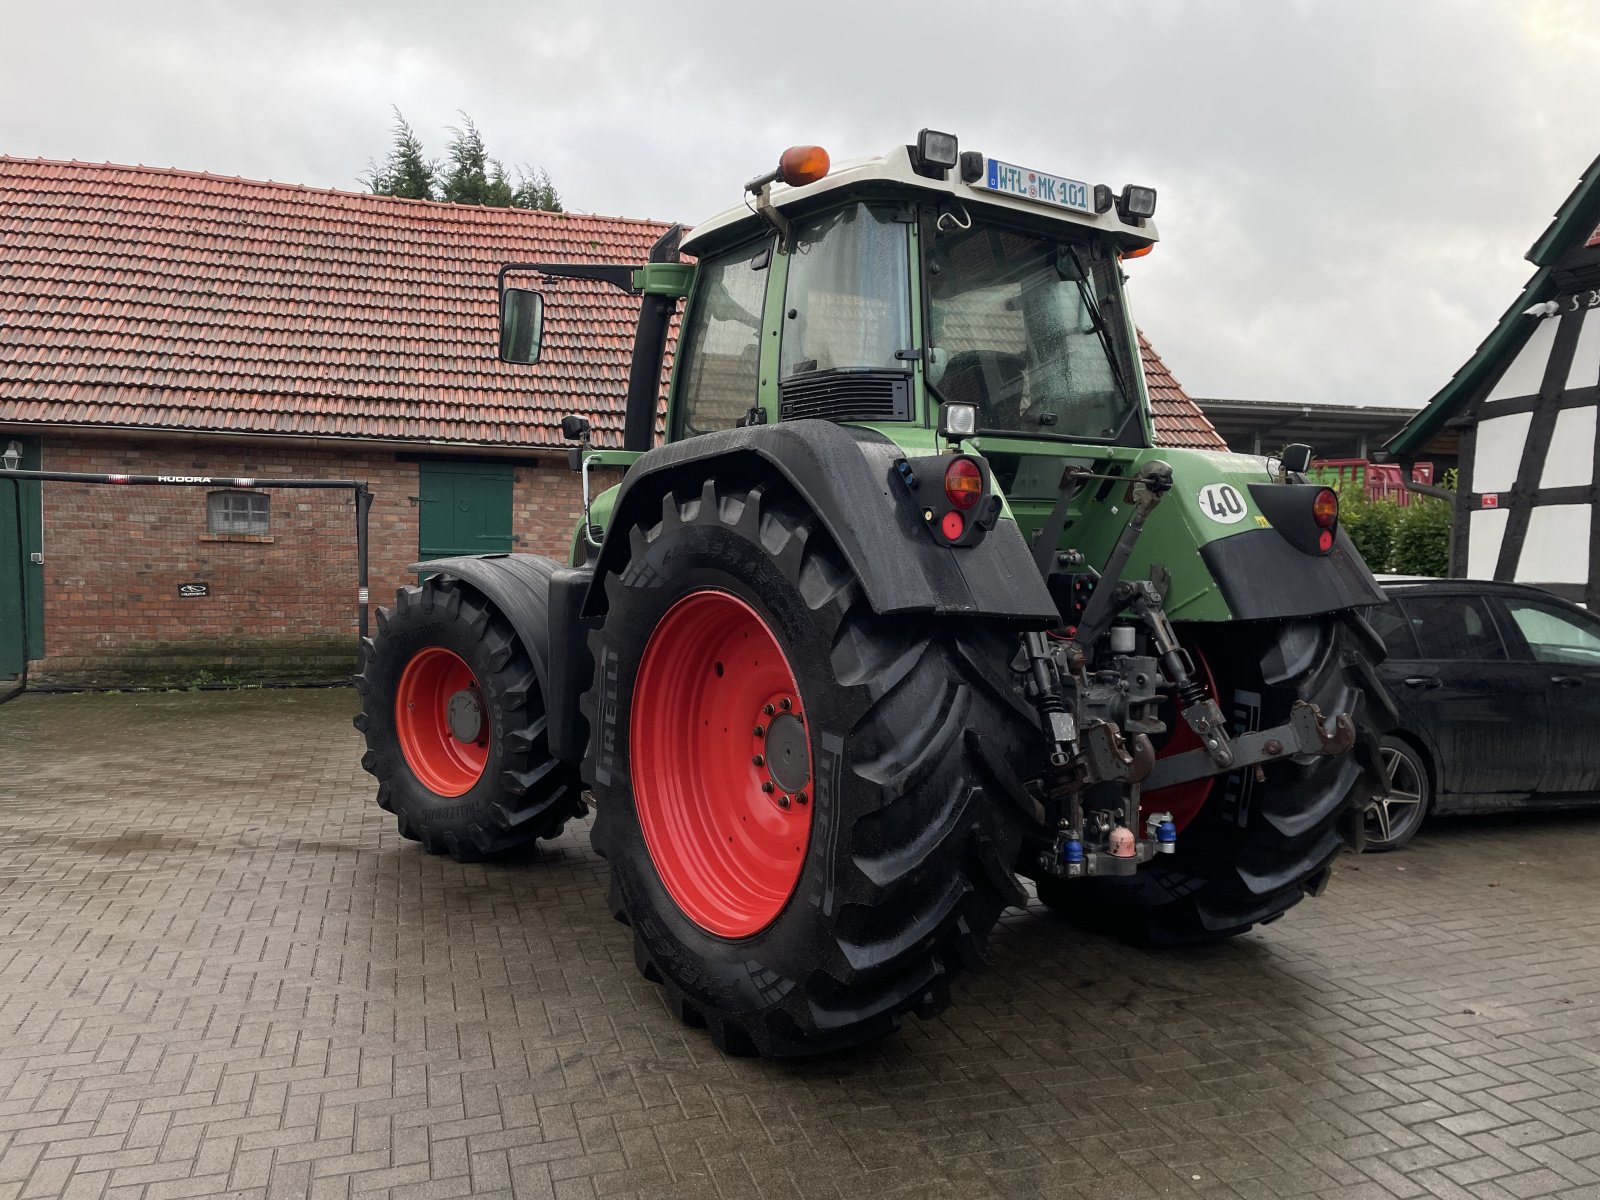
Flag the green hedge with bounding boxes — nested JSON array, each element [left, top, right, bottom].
[[1333, 474, 1453, 576]]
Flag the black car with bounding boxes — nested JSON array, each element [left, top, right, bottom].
[[1362, 578, 1600, 850]]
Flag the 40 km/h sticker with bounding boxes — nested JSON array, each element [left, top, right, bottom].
[[1197, 483, 1248, 524]]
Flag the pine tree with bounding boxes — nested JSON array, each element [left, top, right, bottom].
[[364, 109, 561, 212], [363, 107, 436, 201], [512, 166, 563, 213], [440, 115, 501, 207]]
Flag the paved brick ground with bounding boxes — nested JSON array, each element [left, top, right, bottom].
[[3, 689, 1600, 1200]]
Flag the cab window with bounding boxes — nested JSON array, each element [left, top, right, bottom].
[[780, 203, 912, 380], [673, 239, 771, 436]]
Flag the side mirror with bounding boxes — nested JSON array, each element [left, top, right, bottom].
[[498, 287, 545, 364], [1280, 443, 1314, 475]]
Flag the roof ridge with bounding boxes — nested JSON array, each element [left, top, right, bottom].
[[0, 155, 677, 229]]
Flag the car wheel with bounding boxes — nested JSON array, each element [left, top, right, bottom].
[[1364, 736, 1430, 852]]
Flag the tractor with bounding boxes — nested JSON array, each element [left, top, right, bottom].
[[355, 131, 1394, 1057]]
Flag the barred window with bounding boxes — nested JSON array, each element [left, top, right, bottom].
[[207, 490, 269, 535]]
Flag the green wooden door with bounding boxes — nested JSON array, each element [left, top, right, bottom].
[[0, 437, 42, 681], [417, 461, 514, 561], [0, 478, 23, 680]]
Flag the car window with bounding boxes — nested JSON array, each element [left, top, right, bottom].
[[1502, 598, 1600, 665], [1364, 602, 1421, 658], [1400, 594, 1507, 661]]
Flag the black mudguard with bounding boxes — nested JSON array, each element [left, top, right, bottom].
[[584, 420, 1059, 625], [1199, 527, 1387, 620], [408, 553, 591, 767]]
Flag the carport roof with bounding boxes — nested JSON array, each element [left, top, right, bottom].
[[0, 156, 1223, 451]]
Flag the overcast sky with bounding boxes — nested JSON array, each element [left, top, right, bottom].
[[8, 0, 1599, 411]]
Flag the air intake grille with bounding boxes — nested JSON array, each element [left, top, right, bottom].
[[779, 371, 912, 423]]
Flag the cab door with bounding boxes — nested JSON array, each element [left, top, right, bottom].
[[1491, 592, 1600, 799]]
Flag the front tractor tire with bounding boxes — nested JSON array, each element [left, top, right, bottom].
[[355, 575, 584, 861], [1035, 613, 1391, 943], [584, 480, 1034, 1057]]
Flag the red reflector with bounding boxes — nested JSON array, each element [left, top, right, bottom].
[[1312, 488, 1338, 529], [944, 457, 983, 510], [1317, 529, 1334, 553], [941, 510, 965, 540]]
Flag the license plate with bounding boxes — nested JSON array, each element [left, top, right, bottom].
[[980, 158, 1092, 214]]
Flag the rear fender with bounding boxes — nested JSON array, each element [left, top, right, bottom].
[[583, 420, 1059, 625], [408, 553, 588, 766]]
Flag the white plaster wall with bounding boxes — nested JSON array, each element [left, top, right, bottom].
[[1470, 412, 1531, 494], [1466, 507, 1510, 579], [1568, 307, 1600, 391], [1486, 318, 1559, 401], [1538, 404, 1598, 489], [1517, 504, 1592, 585]]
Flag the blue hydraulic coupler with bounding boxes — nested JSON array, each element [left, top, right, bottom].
[[1062, 838, 1085, 877], [1157, 820, 1177, 853]]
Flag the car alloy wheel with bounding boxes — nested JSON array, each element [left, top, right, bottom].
[[1365, 738, 1428, 852]]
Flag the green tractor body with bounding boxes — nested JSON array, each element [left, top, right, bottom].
[[356, 133, 1394, 1057]]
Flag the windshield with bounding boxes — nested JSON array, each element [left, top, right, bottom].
[[925, 217, 1138, 441]]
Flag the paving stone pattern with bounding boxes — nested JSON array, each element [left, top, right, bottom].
[[2, 689, 1599, 1199]]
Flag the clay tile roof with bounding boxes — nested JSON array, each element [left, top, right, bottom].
[[0, 157, 1223, 452], [1140, 330, 1226, 450]]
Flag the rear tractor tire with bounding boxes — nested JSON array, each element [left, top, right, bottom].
[[354, 574, 585, 861], [1034, 612, 1392, 943], [583, 480, 1036, 1057]]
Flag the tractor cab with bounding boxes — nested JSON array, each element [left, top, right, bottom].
[[503, 131, 1162, 456], [673, 133, 1158, 449]]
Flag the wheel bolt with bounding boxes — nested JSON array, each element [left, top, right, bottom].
[[778, 697, 791, 711], [763, 703, 775, 716], [795, 791, 808, 805], [778, 796, 791, 809], [752, 754, 765, 767], [762, 781, 775, 793], [753, 725, 765, 736]]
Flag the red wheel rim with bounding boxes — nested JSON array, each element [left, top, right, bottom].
[[1142, 645, 1218, 834], [632, 590, 814, 938], [395, 647, 489, 797]]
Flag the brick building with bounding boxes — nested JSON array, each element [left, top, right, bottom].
[[0, 157, 1223, 687]]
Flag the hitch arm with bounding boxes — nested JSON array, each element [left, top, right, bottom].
[[1141, 701, 1356, 792]]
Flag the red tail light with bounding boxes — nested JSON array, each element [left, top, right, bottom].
[[944, 457, 983, 510], [1312, 488, 1338, 529]]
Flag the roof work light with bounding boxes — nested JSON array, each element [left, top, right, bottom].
[[912, 129, 959, 177], [1117, 185, 1158, 223]]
